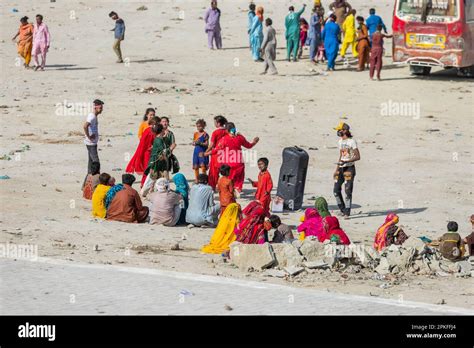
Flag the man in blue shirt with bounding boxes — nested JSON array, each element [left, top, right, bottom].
[[109, 11, 125, 63], [366, 8, 387, 41]]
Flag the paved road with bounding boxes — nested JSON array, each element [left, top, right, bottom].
[[1, 258, 472, 315]]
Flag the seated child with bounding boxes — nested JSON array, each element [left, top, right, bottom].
[[265, 215, 295, 243], [439, 221, 465, 261], [92, 173, 113, 218], [82, 161, 100, 200]]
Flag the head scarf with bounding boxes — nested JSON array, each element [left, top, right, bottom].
[[297, 208, 326, 242], [323, 216, 350, 245], [155, 178, 169, 193], [235, 201, 266, 244], [172, 173, 189, 200], [105, 184, 124, 209], [256, 6, 264, 21], [315, 197, 331, 218], [374, 213, 399, 251]]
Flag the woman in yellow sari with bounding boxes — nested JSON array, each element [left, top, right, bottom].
[[12, 16, 34, 68], [201, 203, 240, 254]]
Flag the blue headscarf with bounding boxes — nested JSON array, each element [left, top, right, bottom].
[[173, 173, 189, 225], [172, 173, 189, 207], [105, 184, 124, 209]]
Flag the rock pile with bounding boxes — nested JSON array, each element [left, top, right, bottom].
[[228, 237, 473, 279]]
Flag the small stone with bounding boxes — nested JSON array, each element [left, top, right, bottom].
[[263, 269, 286, 278], [171, 243, 181, 251], [284, 266, 305, 276], [456, 260, 472, 274], [303, 260, 328, 269]]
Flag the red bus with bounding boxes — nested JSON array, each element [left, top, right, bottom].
[[392, 0, 474, 76]]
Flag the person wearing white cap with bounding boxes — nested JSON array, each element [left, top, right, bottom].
[[148, 178, 182, 226]]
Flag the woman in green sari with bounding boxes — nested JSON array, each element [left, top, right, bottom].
[[161, 116, 179, 173], [145, 124, 170, 180], [160, 117, 176, 150]]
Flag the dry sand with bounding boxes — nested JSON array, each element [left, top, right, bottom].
[[0, 0, 473, 310]]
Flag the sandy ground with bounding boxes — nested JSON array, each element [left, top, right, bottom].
[[0, 0, 473, 310]]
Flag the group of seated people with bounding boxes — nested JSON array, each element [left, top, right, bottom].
[[83, 165, 474, 262], [86, 167, 221, 227], [84, 164, 351, 253]]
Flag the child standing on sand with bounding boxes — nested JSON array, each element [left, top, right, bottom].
[[192, 119, 209, 183], [216, 164, 235, 216], [248, 157, 273, 215]]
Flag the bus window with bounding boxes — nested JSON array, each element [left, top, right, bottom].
[[466, 0, 474, 21], [398, 0, 458, 17]]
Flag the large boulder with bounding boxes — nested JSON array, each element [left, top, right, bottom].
[[229, 242, 275, 271], [298, 239, 326, 262], [456, 260, 472, 277], [396, 247, 416, 271], [375, 257, 391, 275], [402, 237, 426, 254], [270, 243, 304, 267], [352, 245, 379, 268]]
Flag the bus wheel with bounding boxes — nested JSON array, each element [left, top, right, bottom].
[[457, 66, 474, 77], [410, 65, 431, 76]]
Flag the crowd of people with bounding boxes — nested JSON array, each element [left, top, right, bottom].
[[80, 96, 359, 255], [11, 3, 470, 263], [12, 1, 391, 80], [203, 0, 393, 79], [80, 97, 474, 261]]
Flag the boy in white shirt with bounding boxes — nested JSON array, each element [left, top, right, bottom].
[[333, 122, 360, 218], [83, 99, 104, 182]]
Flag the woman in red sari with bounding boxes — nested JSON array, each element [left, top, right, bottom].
[[126, 117, 159, 183], [235, 201, 267, 244], [323, 216, 351, 245], [211, 122, 259, 192], [206, 115, 228, 190]]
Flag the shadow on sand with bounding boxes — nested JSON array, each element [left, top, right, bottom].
[[348, 207, 428, 219], [46, 64, 96, 71], [133, 59, 164, 64]]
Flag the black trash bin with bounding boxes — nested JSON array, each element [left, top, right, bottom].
[[276, 146, 309, 211]]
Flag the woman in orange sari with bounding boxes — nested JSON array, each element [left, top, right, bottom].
[[12, 16, 34, 68], [373, 213, 399, 251]]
